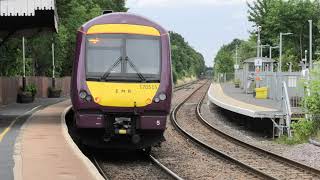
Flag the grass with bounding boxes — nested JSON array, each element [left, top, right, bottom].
[[276, 118, 320, 145]]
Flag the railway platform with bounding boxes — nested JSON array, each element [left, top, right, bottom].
[[208, 82, 285, 119], [12, 100, 103, 180]]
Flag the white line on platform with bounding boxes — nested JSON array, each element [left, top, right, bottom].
[[0, 105, 41, 142]]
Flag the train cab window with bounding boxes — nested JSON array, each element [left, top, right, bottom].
[[126, 38, 160, 76], [85, 34, 161, 82], [86, 37, 122, 76]]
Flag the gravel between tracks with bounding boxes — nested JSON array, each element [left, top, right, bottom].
[[97, 151, 171, 180], [95, 81, 204, 180], [201, 89, 320, 172], [152, 81, 262, 180]]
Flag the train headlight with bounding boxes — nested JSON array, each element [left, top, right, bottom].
[[154, 97, 160, 103], [159, 93, 167, 101], [79, 90, 87, 99], [85, 95, 93, 102]]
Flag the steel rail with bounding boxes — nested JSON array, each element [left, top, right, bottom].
[[196, 87, 320, 178], [92, 156, 110, 180], [149, 155, 184, 180], [173, 79, 199, 92], [87, 80, 198, 180], [170, 81, 275, 180]]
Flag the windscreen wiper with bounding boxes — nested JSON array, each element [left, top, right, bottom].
[[125, 56, 146, 82], [101, 57, 122, 80]]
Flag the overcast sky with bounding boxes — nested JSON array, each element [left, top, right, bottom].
[[126, 0, 254, 67]]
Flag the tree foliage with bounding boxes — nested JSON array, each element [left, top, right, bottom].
[[214, 39, 244, 74], [0, 1, 205, 83], [170, 32, 206, 83], [0, 0, 126, 77], [248, 0, 320, 70], [214, 0, 320, 73]]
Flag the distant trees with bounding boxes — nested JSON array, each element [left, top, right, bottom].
[[248, 0, 320, 70], [214, 0, 320, 73], [170, 32, 206, 83], [0, 1, 205, 83]]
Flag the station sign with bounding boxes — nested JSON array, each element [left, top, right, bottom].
[[254, 58, 263, 66]]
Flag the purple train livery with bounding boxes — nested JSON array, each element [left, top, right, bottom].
[[70, 12, 172, 151]]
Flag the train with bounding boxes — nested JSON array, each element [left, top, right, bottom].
[[70, 12, 172, 151]]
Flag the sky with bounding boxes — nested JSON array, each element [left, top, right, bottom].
[[126, 0, 254, 67]]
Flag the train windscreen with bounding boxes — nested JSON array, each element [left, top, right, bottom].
[[85, 34, 161, 82]]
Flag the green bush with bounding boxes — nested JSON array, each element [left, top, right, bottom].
[[277, 119, 315, 145], [25, 84, 37, 97]]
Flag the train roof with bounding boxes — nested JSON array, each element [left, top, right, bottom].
[[80, 12, 168, 36]]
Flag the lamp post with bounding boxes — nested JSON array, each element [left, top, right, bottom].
[[269, 45, 279, 59], [279, 32, 293, 72], [22, 36, 26, 91], [308, 20, 313, 69], [257, 26, 261, 58], [52, 43, 55, 88]]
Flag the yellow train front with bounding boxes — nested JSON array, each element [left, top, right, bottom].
[[70, 12, 172, 150]]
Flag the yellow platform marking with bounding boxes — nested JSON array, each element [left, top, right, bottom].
[[0, 106, 41, 143], [87, 24, 161, 36], [210, 83, 277, 112], [86, 81, 160, 107]]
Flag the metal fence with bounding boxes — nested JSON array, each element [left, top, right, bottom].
[[0, 76, 70, 105], [215, 70, 305, 108]]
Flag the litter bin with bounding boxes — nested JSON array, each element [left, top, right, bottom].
[[255, 87, 268, 99]]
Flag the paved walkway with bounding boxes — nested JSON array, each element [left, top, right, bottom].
[[14, 100, 102, 180], [208, 83, 283, 118], [0, 98, 66, 180]]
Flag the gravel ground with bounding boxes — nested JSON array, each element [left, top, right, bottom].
[[94, 80, 206, 180], [152, 81, 262, 180], [177, 84, 319, 179], [201, 95, 320, 171], [97, 151, 171, 180]]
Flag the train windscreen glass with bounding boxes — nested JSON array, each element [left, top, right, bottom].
[[86, 34, 161, 82]]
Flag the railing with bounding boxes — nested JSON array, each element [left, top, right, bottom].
[[282, 81, 292, 137]]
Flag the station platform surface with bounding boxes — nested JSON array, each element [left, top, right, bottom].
[[13, 100, 103, 180], [208, 82, 284, 118]]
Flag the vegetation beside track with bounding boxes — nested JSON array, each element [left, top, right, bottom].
[[214, 0, 320, 74], [0, 1, 205, 84], [278, 66, 320, 144]]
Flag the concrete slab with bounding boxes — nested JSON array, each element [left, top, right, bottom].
[[208, 83, 284, 118], [0, 98, 66, 180], [13, 100, 103, 180]]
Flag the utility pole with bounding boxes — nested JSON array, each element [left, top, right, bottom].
[[279, 33, 283, 72], [236, 45, 238, 65], [257, 26, 261, 58], [308, 20, 313, 69]]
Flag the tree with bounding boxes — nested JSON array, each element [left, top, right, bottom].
[[248, 0, 320, 70], [170, 32, 206, 83], [0, 0, 127, 77]]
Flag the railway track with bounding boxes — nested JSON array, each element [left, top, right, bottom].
[[149, 154, 184, 180], [173, 80, 199, 92], [172, 80, 320, 179], [91, 151, 183, 180], [86, 80, 201, 180]]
